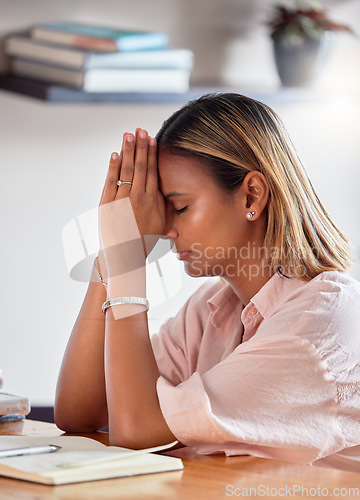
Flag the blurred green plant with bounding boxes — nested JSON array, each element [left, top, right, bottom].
[[267, 1, 354, 40]]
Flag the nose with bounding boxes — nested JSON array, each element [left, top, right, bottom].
[[164, 226, 178, 240], [163, 209, 179, 240]]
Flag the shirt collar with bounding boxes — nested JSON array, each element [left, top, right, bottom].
[[250, 272, 305, 318], [207, 281, 243, 342], [206, 273, 305, 341]]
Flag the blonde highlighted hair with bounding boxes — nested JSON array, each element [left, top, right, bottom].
[[156, 93, 352, 281]]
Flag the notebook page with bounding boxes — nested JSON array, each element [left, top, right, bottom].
[[0, 435, 178, 473], [0, 435, 107, 452]]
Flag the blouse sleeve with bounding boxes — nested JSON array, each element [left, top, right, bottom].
[[150, 302, 190, 387], [151, 280, 219, 386], [156, 296, 346, 464]]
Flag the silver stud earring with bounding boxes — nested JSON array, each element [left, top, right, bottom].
[[246, 211, 255, 220]]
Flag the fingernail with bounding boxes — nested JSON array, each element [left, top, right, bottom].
[[111, 153, 118, 160], [149, 138, 157, 146], [126, 134, 134, 143], [139, 130, 147, 139]]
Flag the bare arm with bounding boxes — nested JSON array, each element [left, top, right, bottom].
[[55, 256, 174, 446], [54, 265, 108, 432], [101, 131, 175, 448], [105, 308, 175, 449], [56, 130, 176, 448]]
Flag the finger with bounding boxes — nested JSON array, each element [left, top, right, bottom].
[[99, 151, 121, 205], [116, 133, 135, 197], [146, 137, 158, 193], [132, 129, 149, 193]]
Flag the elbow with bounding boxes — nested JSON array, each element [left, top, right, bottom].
[[53, 409, 83, 433], [108, 414, 175, 450], [108, 422, 149, 450], [109, 434, 159, 450], [55, 415, 102, 434], [109, 434, 145, 450], [54, 404, 106, 434], [53, 402, 70, 432]]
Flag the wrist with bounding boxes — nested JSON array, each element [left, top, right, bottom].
[[102, 296, 149, 316], [104, 238, 146, 279], [107, 267, 146, 299], [92, 256, 108, 288]]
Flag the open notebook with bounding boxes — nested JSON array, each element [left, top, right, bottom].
[[0, 435, 183, 485]]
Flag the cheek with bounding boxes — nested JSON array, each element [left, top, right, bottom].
[[193, 206, 229, 240], [191, 200, 218, 229]]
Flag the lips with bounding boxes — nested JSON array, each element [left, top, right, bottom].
[[176, 251, 191, 261]]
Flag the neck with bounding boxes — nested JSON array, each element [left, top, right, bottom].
[[224, 260, 274, 306]]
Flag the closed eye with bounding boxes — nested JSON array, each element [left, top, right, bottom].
[[174, 206, 188, 215]]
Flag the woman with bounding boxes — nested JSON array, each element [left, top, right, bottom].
[[55, 93, 360, 465]]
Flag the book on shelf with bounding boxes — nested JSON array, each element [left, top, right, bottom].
[[5, 35, 194, 71], [30, 22, 169, 52], [0, 74, 199, 103], [10, 59, 191, 93], [0, 435, 183, 485], [0, 393, 30, 418]]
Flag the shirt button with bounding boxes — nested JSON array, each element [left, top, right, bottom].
[[249, 306, 257, 318]]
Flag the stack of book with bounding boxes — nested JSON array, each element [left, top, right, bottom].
[[0, 393, 30, 423], [5, 22, 194, 93], [0, 370, 30, 423]]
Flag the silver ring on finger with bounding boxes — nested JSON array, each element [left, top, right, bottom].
[[117, 180, 133, 186]]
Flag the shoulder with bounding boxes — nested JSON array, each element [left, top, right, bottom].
[[310, 271, 360, 332], [287, 271, 360, 315], [312, 270, 360, 296], [255, 271, 360, 339], [299, 272, 360, 373], [275, 271, 360, 312], [265, 271, 360, 357]]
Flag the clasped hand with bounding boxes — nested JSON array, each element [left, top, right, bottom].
[[98, 129, 166, 282]]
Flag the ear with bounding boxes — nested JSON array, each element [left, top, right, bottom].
[[241, 171, 269, 220]]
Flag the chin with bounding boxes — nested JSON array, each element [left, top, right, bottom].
[[183, 261, 216, 278]]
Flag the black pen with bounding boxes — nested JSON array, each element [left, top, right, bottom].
[[0, 444, 61, 459]]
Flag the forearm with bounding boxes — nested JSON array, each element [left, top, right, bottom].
[[104, 272, 175, 449], [55, 266, 108, 432], [59, 128, 173, 446]]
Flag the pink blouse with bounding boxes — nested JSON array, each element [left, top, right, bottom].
[[151, 271, 360, 464]]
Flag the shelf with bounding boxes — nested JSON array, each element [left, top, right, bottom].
[[1, 74, 357, 106], [0, 74, 208, 104]]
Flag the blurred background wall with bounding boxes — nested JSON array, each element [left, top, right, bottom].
[[0, 0, 359, 410]]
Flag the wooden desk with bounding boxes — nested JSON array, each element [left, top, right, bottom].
[[0, 420, 359, 500]]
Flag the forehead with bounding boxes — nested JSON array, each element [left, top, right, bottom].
[[158, 152, 211, 193]]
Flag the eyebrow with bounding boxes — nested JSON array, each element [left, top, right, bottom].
[[164, 191, 187, 200]]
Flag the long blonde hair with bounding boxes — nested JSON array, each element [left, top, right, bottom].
[[156, 93, 352, 281]]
